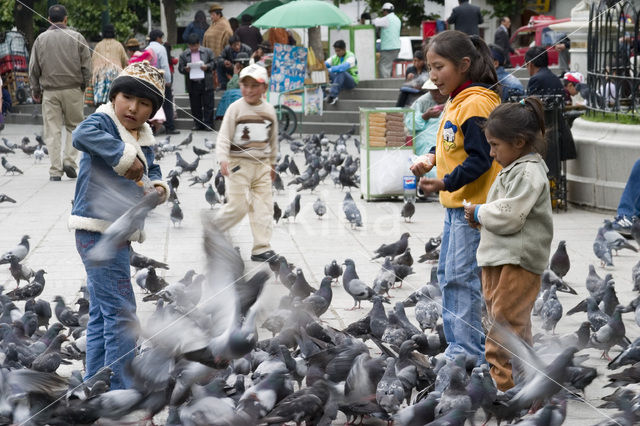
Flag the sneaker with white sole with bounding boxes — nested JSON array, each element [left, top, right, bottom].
[[612, 215, 633, 236], [329, 96, 338, 105]]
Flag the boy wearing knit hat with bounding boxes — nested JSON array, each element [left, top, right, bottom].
[[214, 64, 279, 262], [69, 61, 169, 390]]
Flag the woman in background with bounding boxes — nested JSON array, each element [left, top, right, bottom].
[[91, 24, 128, 106]]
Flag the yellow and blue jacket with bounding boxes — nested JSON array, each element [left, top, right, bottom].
[[432, 83, 501, 208]]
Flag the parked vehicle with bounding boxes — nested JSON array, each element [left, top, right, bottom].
[[509, 16, 570, 67]]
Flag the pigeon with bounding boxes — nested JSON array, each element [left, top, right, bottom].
[[434, 364, 472, 418], [282, 194, 301, 222], [313, 197, 327, 218], [418, 236, 442, 263], [370, 296, 389, 339], [393, 248, 413, 267], [324, 260, 343, 283], [0, 140, 14, 154], [602, 219, 638, 254], [25, 298, 52, 328], [31, 334, 67, 373], [401, 200, 415, 222], [0, 235, 30, 264], [276, 154, 290, 174], [6, 269, 46, 301], [204, 184, 219, 209], [8, 255, 35, 287], [343, 192, 362, 228], [302, 276, 333, 317], [204, 137, 215, 150], [372, 232, 410, 260], [272, 172, 285, 192], [594, 228, 614, 267], [130, 249, 169, 271], [0, 194, 16, 204], [87, 192, 161, 264], [178, 131, 193, 147], [188, 168, 214, 186], [192, 145, 209, 157], [338, 166, 359, 190], [376, 358, 404, 416], [549, 240, 570, 278], [273, 201, 282, 223], [288, 158, 300, 175], [170, 200, 184, 227], [540, 268, 576, 294], [1, 156, 23, 174], [590, 305, 630, 360], [343, 276, 376, 310], [415, 291, 441, 332], [541, 285, 563, 334], [2, 137, 17, 149], [372, 257, 396, 297], [290, 268, 317, 299]]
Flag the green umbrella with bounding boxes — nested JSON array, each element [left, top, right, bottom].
[[253, 0, 352, 28], [237, 0, 292, 21]]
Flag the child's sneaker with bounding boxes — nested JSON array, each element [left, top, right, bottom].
[[612, 215, 633, 236]]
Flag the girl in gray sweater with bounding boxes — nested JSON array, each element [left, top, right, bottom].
[[463, 97, 553, 390]]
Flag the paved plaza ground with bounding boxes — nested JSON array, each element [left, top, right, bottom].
[[0, 123, 637, 425]]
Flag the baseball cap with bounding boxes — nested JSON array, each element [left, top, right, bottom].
[[422, 79, 437, 90], [382, 3, 394, 11], [564, 71, 585, 85], [240, 63, 269, 84]]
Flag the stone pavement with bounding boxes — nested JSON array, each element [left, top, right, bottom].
[[0, 122, 638, 425]]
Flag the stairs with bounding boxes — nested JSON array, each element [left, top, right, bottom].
[[6, 78, 406, 136]]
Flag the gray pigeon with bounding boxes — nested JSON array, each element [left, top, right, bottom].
[[590, 305, 629, 360], [373, 257, 396, 297], [0, 194, 16, 203], [282, 194, 301, 222], [401, 200, 415, 222], [541, 285, 563, 334], [593, 229, 614, 267], [602, 219, 638, 254], [372, 232, 410, 260], [313, 197, 326, 218], [376, 358, 405, 416], [324, 260, 342, 282], [204, 184, 220, 208], [434, 364, 472, 418], [343, 192, 362, 228], [170, 200, 184, 227], [549, 240, 570, 278], [1, 156, 23, 174], [415, 291, 441, 332], [343, 277, 376, 310], [0, 235, 30, 264]]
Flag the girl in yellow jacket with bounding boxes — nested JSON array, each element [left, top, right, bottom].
[[411, 30, 500, 365]]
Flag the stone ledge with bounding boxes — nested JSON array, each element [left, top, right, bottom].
[[567, 117, 640, 210]]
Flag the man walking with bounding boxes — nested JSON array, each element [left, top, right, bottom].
[[494, 17, 513, 67], [148, 29, 179, 135], [29, 5, 91, 181], [179, 34, 216, 130], [447, 0, 483, 36], [373, 3, 401, 79]]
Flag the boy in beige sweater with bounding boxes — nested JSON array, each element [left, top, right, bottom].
[[215, 64, 278, 262]]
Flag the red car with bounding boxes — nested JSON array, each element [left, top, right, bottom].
[[509, 16, 571, 67]]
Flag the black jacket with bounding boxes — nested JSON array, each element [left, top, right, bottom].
[[235, 25, 263, 51], [447, 1, 483, 36], [220, 43, 253, 65], [178, 46, 216, 92], [527, 67, 564, 96], [494, 26, 513, 66]]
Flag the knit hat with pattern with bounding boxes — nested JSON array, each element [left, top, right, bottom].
[[109, 61, 165, 116]]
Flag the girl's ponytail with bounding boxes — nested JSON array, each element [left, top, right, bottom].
[[468, 35, 498, 88], [484, 96, 547, 155]]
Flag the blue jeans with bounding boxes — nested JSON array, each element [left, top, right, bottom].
[[617, 158, 640, 218], [437, 208, 485, 364], [328, 71, 356, 97], [75, 230, 137, 390]]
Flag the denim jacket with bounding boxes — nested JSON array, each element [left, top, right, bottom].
[[69, 102, 169, 242]]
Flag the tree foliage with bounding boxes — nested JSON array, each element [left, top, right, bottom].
[[486, 0, 526, 20]]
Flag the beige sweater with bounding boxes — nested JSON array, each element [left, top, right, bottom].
[[476, 153, 553, 275], [91, 38, 128, 80], [29, 24, 92, 95], [216, 98, 278, 165]]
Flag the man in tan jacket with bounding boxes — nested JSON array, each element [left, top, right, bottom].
[[203, 3, 233, 88], [29, 5, 91, 181]]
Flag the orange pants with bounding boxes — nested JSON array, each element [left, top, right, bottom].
[[482, 265, 540, 391]]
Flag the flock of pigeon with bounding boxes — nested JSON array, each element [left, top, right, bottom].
[[0, 125, 640, 426]]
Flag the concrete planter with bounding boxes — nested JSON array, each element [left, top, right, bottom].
[[567, 117, 640, 210]]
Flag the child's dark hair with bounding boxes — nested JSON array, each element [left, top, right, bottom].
[[425, 30, 498, 90], [484, 97, 547, 154]]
